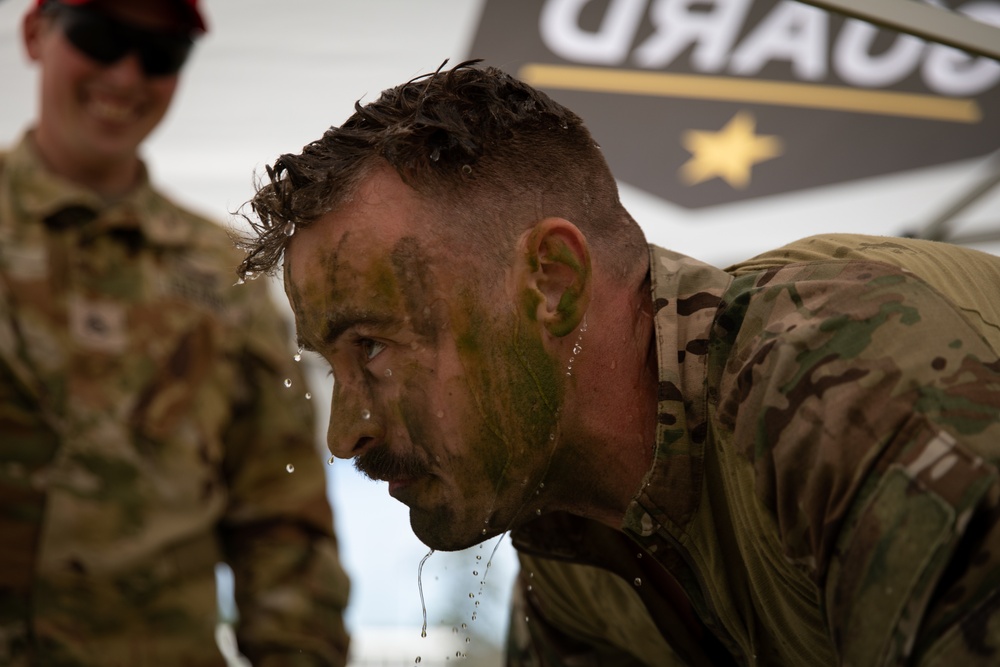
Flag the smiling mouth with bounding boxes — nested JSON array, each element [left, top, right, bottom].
[[88, 93, 140, 124]]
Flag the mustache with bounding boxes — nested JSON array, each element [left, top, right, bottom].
[[355, 445, 430, 482]]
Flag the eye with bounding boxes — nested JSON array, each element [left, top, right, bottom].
[[360, 338, 386, 361]]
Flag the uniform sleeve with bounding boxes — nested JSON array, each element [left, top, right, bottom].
[[714, 261, 1000, 666], [218, 279, 350, 666], [0, 283, 58, 651]]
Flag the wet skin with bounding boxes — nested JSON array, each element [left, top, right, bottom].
[[284, 167, 568, 551]]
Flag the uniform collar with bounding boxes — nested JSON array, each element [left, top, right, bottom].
[[623, 245, 734, 537], [3, 132, 193, 247]]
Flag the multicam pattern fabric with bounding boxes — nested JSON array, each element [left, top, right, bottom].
[[0, 134, 350, 667], [509, 235, 1000, 666]]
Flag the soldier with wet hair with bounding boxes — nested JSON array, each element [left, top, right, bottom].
[[241, 61, 1000, 666], [0, 1, 350, 665], [241, 60, 648, 290]]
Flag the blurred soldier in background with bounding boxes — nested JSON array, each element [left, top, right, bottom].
[[0, 1, 350, 664]]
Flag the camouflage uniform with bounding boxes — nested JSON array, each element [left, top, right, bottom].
[[509, 234, 1000, 666], [0, 134, 350, 667]]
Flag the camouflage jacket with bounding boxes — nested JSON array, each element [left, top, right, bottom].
[[0, 134, 350, 667], [509, 235, 1000, 666]]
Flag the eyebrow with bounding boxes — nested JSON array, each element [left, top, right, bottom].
[[297, 310, 401, 352]]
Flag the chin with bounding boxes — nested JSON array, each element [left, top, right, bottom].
[[410, 512, 490, 553]]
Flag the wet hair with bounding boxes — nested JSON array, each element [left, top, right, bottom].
[[237, 60, 647, 282]]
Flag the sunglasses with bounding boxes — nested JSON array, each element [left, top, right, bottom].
[[48, 4, 194, 77]]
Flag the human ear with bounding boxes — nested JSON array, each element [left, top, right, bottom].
[[23, 9, 47, 62], [518, 218, 592, 338]]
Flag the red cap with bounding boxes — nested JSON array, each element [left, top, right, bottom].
[[37, 0, 207, 34]]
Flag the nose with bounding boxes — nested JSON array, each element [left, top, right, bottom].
[[103, 51, 146, 85], [326, 377, 384, 459]]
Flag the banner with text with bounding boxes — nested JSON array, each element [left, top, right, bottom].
[[467, 0, 1000, 209]]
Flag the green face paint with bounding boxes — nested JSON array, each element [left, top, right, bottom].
[[283, 167, 574, 551]]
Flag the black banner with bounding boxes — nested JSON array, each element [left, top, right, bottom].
[[467, 0, 1000, 209]]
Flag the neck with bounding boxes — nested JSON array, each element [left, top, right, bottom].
[[32, 129, 141, 199], [547, 267, 658, 529]]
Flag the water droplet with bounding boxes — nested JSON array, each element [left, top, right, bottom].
[[283, 378, 292, 388], [637, 553, 642, 559], [430, 147, 441, 162], [468, 592, 474, 599], [535, 509, 541, 515], [327, 455, 335, 465], [384, 368, 392, 377], [233, 277, 245, 286], [461, 623, 467, 630], [476, 555, 482, 561], [465, 637, 471, 644], [525, 616, 530, 623], [461, 164, 472, 175], [539, 482, 545, 489], [361, 409, 371, 420], [452, 626, 459, 634], [481, 528, 487, 535], [418, 549, 434, 639], [527, 584, 532, 591], [455, 652, 461, 658], [283, 221, 296, 236], [474, 600, 479, 607], [285, 463, 295, 473], [633, 577, 642, 587], [293, 347, 303, 362], [304, 392, 312, 400], [472, 570, 478, 576], [573, 344, 582, 355], [415, 658, 421, 664]]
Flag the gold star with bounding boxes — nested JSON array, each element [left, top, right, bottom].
[[679, 111, 783, 189]]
